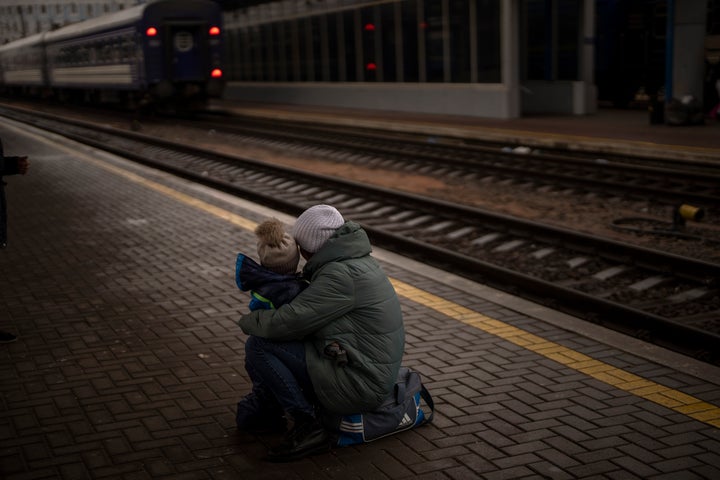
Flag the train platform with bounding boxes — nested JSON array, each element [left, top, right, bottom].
[[2, 116, 720, 480], [213, 98, 720, 164]]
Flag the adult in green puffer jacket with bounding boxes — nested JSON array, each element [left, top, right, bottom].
[[237, 205, 405, 462]]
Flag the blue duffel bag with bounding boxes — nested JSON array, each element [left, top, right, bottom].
[[323, 367, 435, 446]]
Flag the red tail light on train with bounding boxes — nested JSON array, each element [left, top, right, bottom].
[[211, 68, 223, 78], [146, 26, 158, 36], [209, 26, 221, 36]]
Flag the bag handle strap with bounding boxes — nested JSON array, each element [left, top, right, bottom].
[[395, 381, 406, 404], [420, 385, 435, 423]]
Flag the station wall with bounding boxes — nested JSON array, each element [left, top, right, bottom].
[[222, 0, 596, 119]]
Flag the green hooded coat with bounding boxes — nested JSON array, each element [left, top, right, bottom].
[[238, 221, 405, 414]]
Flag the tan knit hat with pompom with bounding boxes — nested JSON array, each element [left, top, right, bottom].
[[255, 218, 300, 275]]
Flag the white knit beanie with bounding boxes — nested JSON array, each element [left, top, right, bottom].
[[255, 218, 300, 275], [292, 205, 345, 253]]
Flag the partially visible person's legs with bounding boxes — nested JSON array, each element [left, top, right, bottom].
[[235, 336, 313, 433], [242, 335, 331, 461], [243, 336, 316, 418]]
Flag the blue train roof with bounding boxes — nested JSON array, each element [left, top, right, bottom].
[[44, 4, 147, 43]]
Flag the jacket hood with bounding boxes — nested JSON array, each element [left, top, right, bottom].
[[236, 253, 308, 308]]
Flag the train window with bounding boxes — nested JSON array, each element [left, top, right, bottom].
[[121, 38, 130, 63]]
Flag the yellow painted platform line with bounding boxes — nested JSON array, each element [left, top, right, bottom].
[[86, 153, 720, 430], [390, 279, 720, 429], [86, 157, 259, 232]]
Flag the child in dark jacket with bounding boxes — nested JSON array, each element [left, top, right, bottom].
[[235, 218, 309, 432], [235, 218, 308, 310]]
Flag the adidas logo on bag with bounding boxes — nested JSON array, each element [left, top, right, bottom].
[[398, 413, 413, 428]]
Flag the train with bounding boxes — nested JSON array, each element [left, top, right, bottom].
[[0, 0, 224, 110]]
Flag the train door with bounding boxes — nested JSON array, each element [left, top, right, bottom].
[[165, 22, 205, 82]]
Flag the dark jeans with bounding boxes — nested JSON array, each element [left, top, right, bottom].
[[244, 335, 316, 418]]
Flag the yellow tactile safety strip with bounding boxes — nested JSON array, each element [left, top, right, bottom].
[[87, 158, 259, 232], [87, 154, 720, 430], [391, 279, 720, 429]]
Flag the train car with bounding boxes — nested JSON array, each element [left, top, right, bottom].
[[0, 32, 48, 97], [0, 0, 224, 109]]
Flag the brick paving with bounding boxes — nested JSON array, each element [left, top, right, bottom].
[[1, 122, 719, 479]]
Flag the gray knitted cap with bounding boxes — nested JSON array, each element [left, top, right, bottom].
[[292, 205, 345, 253]]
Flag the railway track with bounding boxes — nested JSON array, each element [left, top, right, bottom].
[[194, 111, 720, 208], [2, 105, 719, 365]]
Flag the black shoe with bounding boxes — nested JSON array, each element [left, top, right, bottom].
[[266, 413, 332, 462], [0, 331, 17, 343]]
